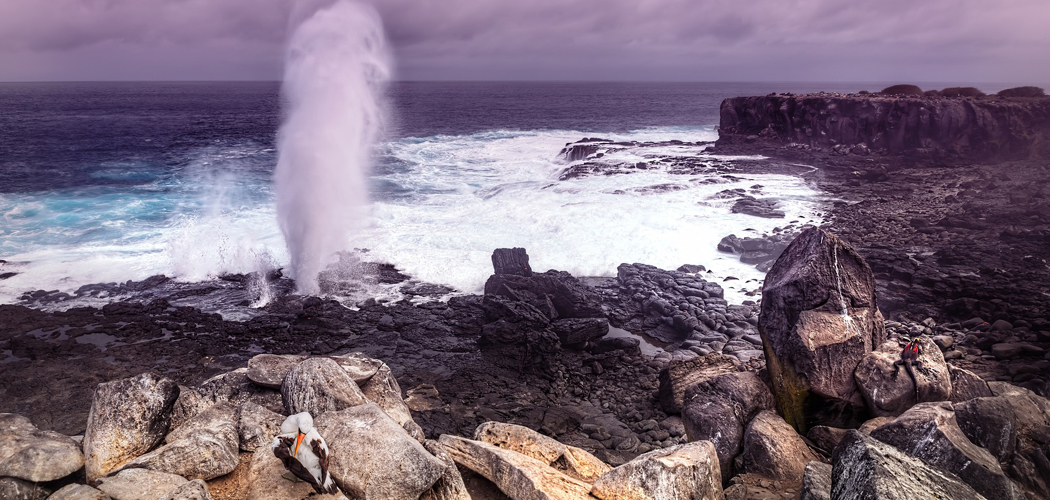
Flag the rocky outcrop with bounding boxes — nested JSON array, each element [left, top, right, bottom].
[[281, 357, 368, 416], [854, 337, 952, 416], [758, 228, 885, 432], [718, 93, 1050, 160], [474, 421, 611, 483], [658, 353, 740, 414], [590, 441, 723, 500], [737, 410, 822, 482], [83, 373, 179, 482], [0, 413, 84, 482]]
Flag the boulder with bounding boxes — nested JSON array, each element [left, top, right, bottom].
[[485, 269, 604, 320], [474, 421, 611, 483], [657, 353, 740, 414], [948, 365, 994, 403], [121, 418, 239, 481], [953, 396, 1018, 462], [358, 363, 424, 442], [970, 383, 1050, 498], [237, 401, 283, 452], [157, 480, 213, 500], [0, 413, 84, 482], [800, 461, 831, 500], [328, 352, 385, 383], [438, 434, 593, 500], [758, 228, 885, 432], [550, 318, 609, 346], [96, 468, 188, 500], [83, 373, 180, 482], [681, 371, 775, 482], [738, 410, 822, 481], [281, 358, 367, 416], [246, 354, 307, 389], [315, 404, 445, 500], [806, 426, 847, 455], [195, 369, 284, 414], [869, 402, 1024, 500], [0, 477, 51, 500], [831, 430, 986, 500], [46, 484, 111, 500], [590, 440, 722, 500], [245, 444, 346, 500], [853, 338, 951, 417], [165, 402, 238, 444], [421, 440, 472, 500], [491, 248, 533, 276]]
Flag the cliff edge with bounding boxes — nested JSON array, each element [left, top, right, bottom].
[[717, 93, 1050, 161]]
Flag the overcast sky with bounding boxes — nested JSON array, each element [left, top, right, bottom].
[[1, 0, 1048, 83]]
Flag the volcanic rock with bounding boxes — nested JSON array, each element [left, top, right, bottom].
[[738, 410, 822, 481], [474, 421, 611, 483], [157, 480, 213, 500], [122, 417, 239, 481], [800, 461, 831, 500], [83, 372, 180, 482], [359, 362, 425, 442], [420, 440, 472, 500], [237, 401, 283, 452], [657, 353, 740, 414], [590, 441, 723, 500], [281, 357, 367, 416], [948, 365, 994, 403], [328, 352, 386, 383], [96, 468, 188, 500], [46, 484, 111, 500], [853, 337, 951, 417], [758, 227, 885, 432], [491, 247, 533, 276], [0, 413, 84, 482], [165, 401, 238, 444], [246, 354, 307, 389], [550, 318, 609, 346], [0, 477, 51, 500]]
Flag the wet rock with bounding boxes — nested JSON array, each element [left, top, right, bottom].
[[681, 371, 775, 482], [854, 337, 951, 417], [948, 365, 994, 403], [0, 477, 51, 500], [96, 468, 188, 500], [550, 318, 609, 346], [474, 421, 611, 483], [831, 430, 985, 500], [657, 353, 740, 414], [590, 441, 722, 500], [315, 403, 445, 500], [281, 358, 367, 416], [237, 401, 283, 452], [84, 373, 179, 482], [0, 413, 84, 482], [420, 440, 471, 500], [358, 362, 424, 442], [121, 416, 239, 481], [800, 461, 831, 500], [157, 480, 213, 500], [491, 248, 533, 277], [46, 483, 111, 500], [869, 402, 1024, 500], [731, 196, 786, 219], [758, 228, 885, 432], [246, 354, 307, 389], [738, 410, 822, 481], [484, 264, 604, 319], [438, 434, 593, 500]]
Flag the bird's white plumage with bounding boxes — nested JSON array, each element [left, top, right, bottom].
[[272, 412, 337, 494]]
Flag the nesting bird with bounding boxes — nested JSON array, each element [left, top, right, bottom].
[[272, 412, 338, 494]]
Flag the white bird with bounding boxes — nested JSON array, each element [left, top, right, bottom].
[[272, 412, 338, 494]]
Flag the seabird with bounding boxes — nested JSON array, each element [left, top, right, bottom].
[[272, 412, 339, 494]]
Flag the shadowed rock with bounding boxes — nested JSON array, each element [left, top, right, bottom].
[[237, 401, 283, 452], [0, 477, 51, 500], [359, 362, 425, 442], [0, 413, 84, 482], [658, 353, 740, 414], [421, 440, 472, 500], [738, 410, 822, 481], [590, 441, 722, 500], [46, 483, 111, 500], [870, 402, 1024, 500], [800, 461, 831, 500], [948, 365, 994, 403], [854, 337, 951, 417], [83, 373, 179, 483], [758, 228, 885, 432], [492, 248, 533, 277]]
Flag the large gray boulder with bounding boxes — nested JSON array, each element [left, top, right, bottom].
[[738, 410, 822, 481], [474, 421, 611, 483], [46, 483, 111, 500], [800, 461, 831, 500], [948, 365, 994, 403], [359, 363, 424, 442], [758, 228, 885, 432], [681, 371, 774, 482], [854, 338, 951, 417], [953, 396, 1019, 462], [328, 352, 385, 383], [281, 357, 367, 416], [315, 403, 445, 500], [83, 373, 179, 482], [0, 477, 51, 500], [0, 413, 84, 482], [156, 480, 213, 500], [831, 430, 986, 500], [590, 441, 722, 500], [246, 354, 307, 389], [172, 369, 282, 430], [96, 468, 188, 500], [438, 434, 594, 500], [420, 440, 472, 500], [870, 402, 1024, 500], [657, 353, 740, 414], [121, 418, 239, 481], [165, 402, 238, 444], [237, 401, 283, 452]]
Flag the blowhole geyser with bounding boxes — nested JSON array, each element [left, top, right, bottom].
[[276, 0, 391, 294]]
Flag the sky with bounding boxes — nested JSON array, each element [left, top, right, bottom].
[[0, 0, 1048, 83]]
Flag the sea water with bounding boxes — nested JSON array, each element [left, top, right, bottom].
[[0, 81, 868, 310]]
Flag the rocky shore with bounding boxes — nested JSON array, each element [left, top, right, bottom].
[[2, 90, 1050, 499]]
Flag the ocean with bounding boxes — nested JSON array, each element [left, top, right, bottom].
[[0, 81, 872, 312]]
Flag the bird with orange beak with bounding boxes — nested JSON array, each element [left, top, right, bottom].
[[272, 412, 338, 494]]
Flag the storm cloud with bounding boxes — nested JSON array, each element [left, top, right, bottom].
[[0, 0, 1047, 82]]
